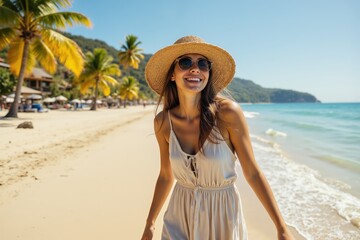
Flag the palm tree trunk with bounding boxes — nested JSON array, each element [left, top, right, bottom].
[[5, 40, 30, 118], [124, 97, 127, 108], [91, 78, 99, 111]]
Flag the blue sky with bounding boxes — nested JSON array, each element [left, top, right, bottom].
[[67, 0, 359, 102]]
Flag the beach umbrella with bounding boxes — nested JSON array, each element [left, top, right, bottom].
[[71, 99, 80, 104], [6, 97, 14, 103], [5, 97, 21, 103], [43, 97, 56, 103], [55, 95, 68, 101], [96, 100, 102, 104], [86, 100, 92, 104], [80, 100, 86, 103], [27, 94, 42, 100], [8, 93, 24, 98]]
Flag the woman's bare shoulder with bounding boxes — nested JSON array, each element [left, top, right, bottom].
[[217, 99, 244, 122], [154, 110, 170, 140]]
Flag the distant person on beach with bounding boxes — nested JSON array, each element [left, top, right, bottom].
[[141, 36, 294, 240]]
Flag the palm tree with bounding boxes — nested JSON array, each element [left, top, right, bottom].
[[0, 0, 91, 118], [119, 76, 139, 108], [78, 48, 121, 111], [118, 35, 144, 70]]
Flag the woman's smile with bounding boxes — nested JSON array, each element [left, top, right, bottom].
[[185, 77, 201, 82]]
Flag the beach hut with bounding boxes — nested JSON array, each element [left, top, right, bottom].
[[24, 67, 53, 95]]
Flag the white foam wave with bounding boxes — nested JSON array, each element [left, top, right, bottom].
[[265, 128, 287, 137], [243, 111, 259, 119], [251, 136, 360, 239]]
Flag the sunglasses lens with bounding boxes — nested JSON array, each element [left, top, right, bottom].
[[198, 59, 211, 71], [178, 57, 193, 70], [176, 57, 211, 71]]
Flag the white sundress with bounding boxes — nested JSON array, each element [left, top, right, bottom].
[[162, 111, 248, 240]]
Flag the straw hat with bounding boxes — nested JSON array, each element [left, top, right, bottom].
[[145, 36, 235, 95]]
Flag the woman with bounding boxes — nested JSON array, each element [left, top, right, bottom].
[[141, 36, 294, 240]]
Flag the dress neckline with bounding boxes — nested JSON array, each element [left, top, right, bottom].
[[167, 110, 236, 158], [170, 128, 210, 157], [168, 110, 211, 156]]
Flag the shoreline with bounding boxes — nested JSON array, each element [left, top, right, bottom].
[[241, 103, 360, 238]]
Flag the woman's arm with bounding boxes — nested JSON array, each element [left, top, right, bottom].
[[141, 114, 174, 240], [220, 100, 294, 240]]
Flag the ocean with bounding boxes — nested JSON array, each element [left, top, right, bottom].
[[240, 102, 360, 240]]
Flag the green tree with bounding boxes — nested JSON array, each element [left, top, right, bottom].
[[118, 35, 144, 70], [0, 68, 15, 95], [0, 0, 91, 118], [119, 76, 139, 108], [78, 48, 121, 111]]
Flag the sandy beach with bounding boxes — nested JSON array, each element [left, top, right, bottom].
[[0, 107, 303, 239]]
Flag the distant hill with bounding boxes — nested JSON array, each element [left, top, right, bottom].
[[1, 32, 320, 102], [228, 78, 319, 103]]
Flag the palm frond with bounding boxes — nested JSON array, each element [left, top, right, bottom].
[[42, 29, 84, 76], [30, 37, 57, 73], [80, 78, 95, 94], [0, 0, 19, 11], [102, 75, 118, 86], [7, 39, 35, 76], [98, 80, 111, 96], [78, 70, 97, 81], [0, 4, 20, 26], [37, 12, 92, 30], [103, 64, 121, 76], [36, 0, 72, 11], [0, 27, 17, 50]]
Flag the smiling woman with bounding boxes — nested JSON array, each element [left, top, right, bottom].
[[141, 36, 295, 240]]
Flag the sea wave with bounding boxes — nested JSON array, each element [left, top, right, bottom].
[[251, 135, 360, 239], [265, 128, 287, 137], [243, 111, 259, 119]]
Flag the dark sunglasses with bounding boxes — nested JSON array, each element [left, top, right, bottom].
[[174, 57, 212, 72]]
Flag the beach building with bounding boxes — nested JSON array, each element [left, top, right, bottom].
[[0, 59, 54, 96], [24, 67, 53, 95], [18, 86, 42, 99]]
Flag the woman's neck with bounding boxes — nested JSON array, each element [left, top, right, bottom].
[[176, 92, 201, 121]]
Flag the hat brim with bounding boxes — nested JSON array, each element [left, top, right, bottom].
[[145, 42, 235, 95]]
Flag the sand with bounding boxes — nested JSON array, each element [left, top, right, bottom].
[[0, 107, 304, 239]]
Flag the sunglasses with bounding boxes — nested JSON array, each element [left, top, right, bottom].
[[174, 57, 212, 72]]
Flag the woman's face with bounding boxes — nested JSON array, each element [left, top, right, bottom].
[[171, 54, 210, 94]]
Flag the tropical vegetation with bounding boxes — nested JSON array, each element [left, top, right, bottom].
[[77, 48, 121, 110], [118, 35, 144, 70], [0, 0, 91, 117], [118, 76, 139, 108], [0, 67, 15, 96]]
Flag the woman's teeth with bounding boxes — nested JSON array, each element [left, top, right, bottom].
[[186, 78, 201, 82]]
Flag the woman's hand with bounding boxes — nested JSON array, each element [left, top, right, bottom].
[[141, 223, 155, 240], [278, 228, 295, 240]]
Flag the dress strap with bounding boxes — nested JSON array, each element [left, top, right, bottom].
[[168, 110, 173, 131]]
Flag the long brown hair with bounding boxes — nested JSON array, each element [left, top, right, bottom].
[[155, 61, 225, 151]]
